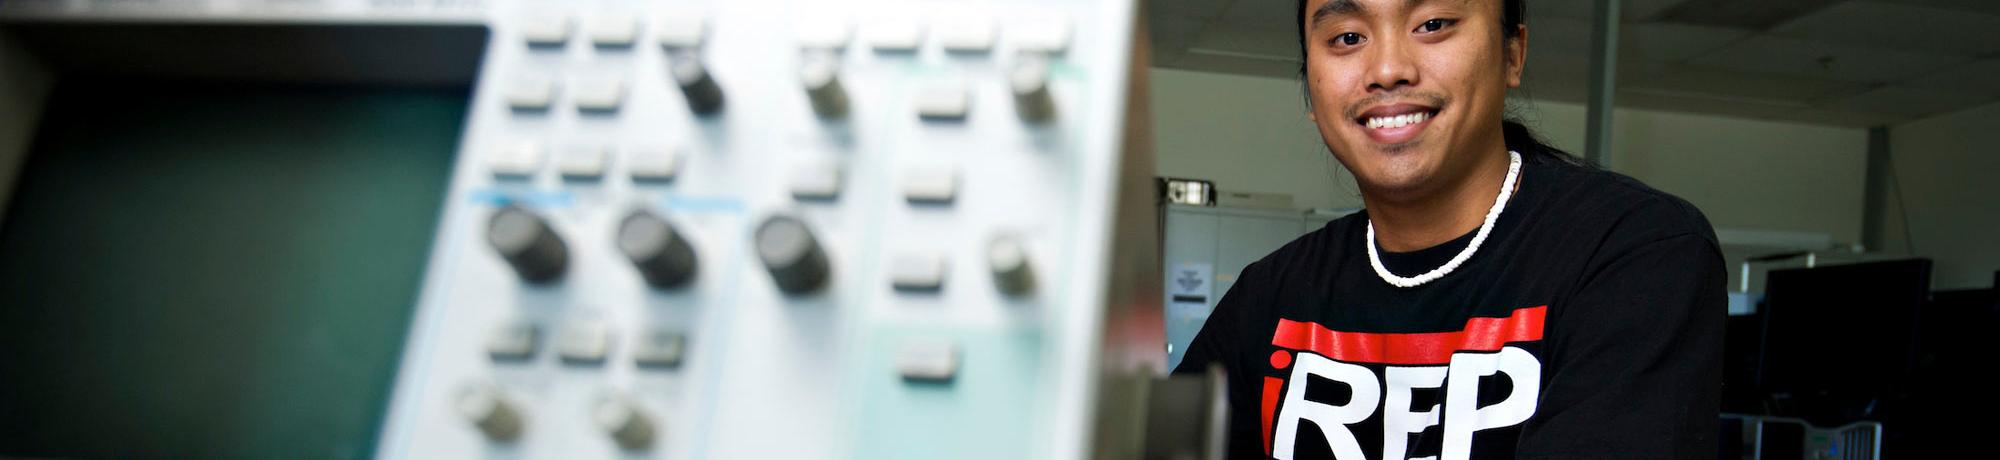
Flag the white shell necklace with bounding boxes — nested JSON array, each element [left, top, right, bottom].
[[1366, 150, 1522, 288]]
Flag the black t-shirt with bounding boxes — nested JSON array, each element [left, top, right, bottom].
[[1173, 155, 1725, 460]]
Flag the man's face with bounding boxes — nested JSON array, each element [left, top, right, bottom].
[[1302, 0, 1525, 198]]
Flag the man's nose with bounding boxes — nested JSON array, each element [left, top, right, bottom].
[[1366, 35, 1420, 93]]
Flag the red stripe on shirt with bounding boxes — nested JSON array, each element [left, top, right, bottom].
[[1269, 305, 1547, 365]]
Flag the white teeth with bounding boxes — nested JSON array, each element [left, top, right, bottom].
[[1365, 112, 1429, 130]]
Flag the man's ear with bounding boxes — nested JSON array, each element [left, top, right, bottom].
[[1506, 25, 1528, 88]]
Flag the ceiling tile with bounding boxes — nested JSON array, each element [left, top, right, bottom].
[[1149, 16, 1211, 67], [1153, 0, 1233, 22], [1778, 107, 1912, 127], [1820, 85, 1996, 118], [1622, 22, 1753, 62], [1614, 91, 1811, 121], [1533, 0, 1700, 22], [1623, 66, 1867, 104], [1215, 0, 1298, 28], [1770, 1, 2000, 57], [1904, 58, 2000, 98], [1189, 20, 1300, 59], [1684, 35, 1970, 83], [1656, 0, 1845, 29], [1626, 0, 1698, 21], [1529, 0, 1596, 22], [1885, 0, 2000, 17], [1163, 49, 1302, 80]]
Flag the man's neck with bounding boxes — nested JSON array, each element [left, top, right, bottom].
[[1365, 149, 1514, 252]]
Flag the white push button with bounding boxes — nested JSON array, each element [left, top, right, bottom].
[[521, 15, 573, 47], [915, 82, 970, 120], [628, 146, 682, 182], [865, 19, 923, 52], [656, 15, 708, 50], [902, 166, 959, 204], [489, 141, 545, 178], [486, 320, 540, 361], [936, 17, 996, 53], [558, 320, 613, 364], [889, 250, 947, 291], [988, 235, 1035, 296], [633, 329, 688, 368], [559, 146, 610, 180], [587, 16, 640, 47], [573, 78, 626, 113], [800, 52, 849, 119], [1011, 16, 1073, 54], [457, 383, 526, 441], [789, 160, 842, 201], [896, 340, 960, 383], [505, 78, 556, 111], [593, 394, 657, 450], [1010, 57, 1056, 122], [671, 52, 726, 115]]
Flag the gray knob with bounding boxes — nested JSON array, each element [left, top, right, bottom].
[[670, 52, 725, 115], [593, 394, 656, 450], [988, 235, 1035, 296], [800, 52, 849, 119], [457, 383, 525, 442], [488, 205, 567, 283], [617, 210, 698, 288], [1010, 56, 1056, 123], [755, 215, 829, 294]]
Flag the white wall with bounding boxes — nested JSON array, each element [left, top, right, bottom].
[[1149, 68, 1871, 246], [1882, 100, 2000, 290], [1149, 68, 1364, 212]]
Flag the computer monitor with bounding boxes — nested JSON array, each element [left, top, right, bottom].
[[1757, 258, 1931, 426]]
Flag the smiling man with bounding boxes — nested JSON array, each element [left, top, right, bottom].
[[1170, 0, 1725, 459]]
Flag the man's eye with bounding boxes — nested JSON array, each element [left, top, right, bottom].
[[1416, 19, 1455, 33], [1329, 32, 1364, 47]]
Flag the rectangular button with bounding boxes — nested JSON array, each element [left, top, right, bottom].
[[915, 82, 970, 120], [486, 320, 540, 361], [628, 146, 682, 182], [489, 141, 544, 178], [789, 161, 842, 201], [897, 340, 960, 383], [865, 19, 923, 52], [655, 15, 708, 49], [1011, 16, 1072, 54], [558, 146, 609, 180], [889, 251, 947, 291], [902, 166, 959, 204], [558, 321, 613, 364], [505, 78, 556, 111], [587, 16, 640, 47], [935, 16, 995, 53], [572, 78, 626, 113], [633, 329, 688, 369], [521, 15, 573, 47]]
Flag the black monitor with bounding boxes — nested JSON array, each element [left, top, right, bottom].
[[1757, 259, 1931, 426]]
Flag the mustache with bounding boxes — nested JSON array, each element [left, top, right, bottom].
[[1344, 91, 1449, 119]]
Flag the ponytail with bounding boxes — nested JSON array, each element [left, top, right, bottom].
[[1503, 118, 1593, 168]]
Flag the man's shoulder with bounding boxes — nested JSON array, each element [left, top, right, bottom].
[[1533, 162, 1717, 245]]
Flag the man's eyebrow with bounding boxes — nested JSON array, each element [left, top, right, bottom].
[[1309, 0, 1363, 29], [1311, 0, 1465, 29]]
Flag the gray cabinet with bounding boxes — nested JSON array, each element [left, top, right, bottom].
[[1162, 205, 1355, 370]]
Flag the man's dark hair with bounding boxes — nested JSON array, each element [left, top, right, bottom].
[[1293, 0, 1589, 167]]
